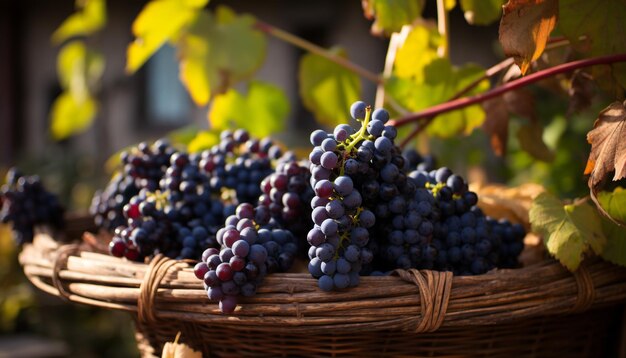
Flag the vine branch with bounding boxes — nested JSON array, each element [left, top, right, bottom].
[[255, 20, 383, 85], [390, 53, 626, 128]]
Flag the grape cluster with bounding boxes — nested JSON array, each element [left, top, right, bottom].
[[407, 166, 525, 275], [304, 101, 527, 290], [258, 160, 314, 237], [199, 130, 283, 205], [90, 140, 175, 231], [0, 168, 65, 244], [194, 202, 298, 313], [108, 150, 227, 261]]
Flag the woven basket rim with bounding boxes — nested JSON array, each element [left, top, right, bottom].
[[18, 228, 626, 334]]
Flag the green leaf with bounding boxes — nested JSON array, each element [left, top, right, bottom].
[[597, 187, 626, 266], [178, 6, 267, 105], [387, 59, 489, 137], [559, 0, 626, 89], [299, 48, 361, 128], [52, 0, 107, 44], [529, 192, 606, 271], [394, 23, 443, 82], [362, 0, 425, 36], [126, 0, 208, 73], [209, 81, 289, 137], [460, 0, 506, 26], [188, 130, 220, 153], [50, 92, 98, 140]]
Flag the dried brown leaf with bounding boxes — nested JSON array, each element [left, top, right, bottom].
[[499, 0, 558, 75], [482, 98, 510, 156], [585, 101, 626, 226], [585, 101, 626, 186], [567, 70, 595, 115], [503, 88, 536, 122]]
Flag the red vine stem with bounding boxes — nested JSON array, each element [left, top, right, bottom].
[[390, 53, 626, 128]]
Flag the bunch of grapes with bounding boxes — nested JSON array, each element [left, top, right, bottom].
[[199, 129, 284, 205], [109, 151, 226, 261], [304, 101, 527, 290], [258, 160, 314, 237], [407, 166, 525, 275], [90, 139, 176, 231], [0, 168, 65, 244], [194, 202, 299, 313]]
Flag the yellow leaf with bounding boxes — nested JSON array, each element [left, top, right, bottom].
[[178, 12, 214, 105], [188, 130, 220, 153], [57, 41, 86, 90], [52, 0, 107, 44], [50, 92, 97, 140], [126, 0, 208, 73], [394, 23, 443, 82]]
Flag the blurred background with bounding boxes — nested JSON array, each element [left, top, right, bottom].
[[0, 0, 601, 356]]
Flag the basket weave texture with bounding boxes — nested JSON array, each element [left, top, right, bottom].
[[19, 225, 626, 358]]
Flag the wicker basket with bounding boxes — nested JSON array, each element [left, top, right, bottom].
[[18, 218, 626, 358]]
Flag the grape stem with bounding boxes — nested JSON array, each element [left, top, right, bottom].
[[338, 107, 372, 176], [390, 53, 626, 128], [255, 21, 383, 85]]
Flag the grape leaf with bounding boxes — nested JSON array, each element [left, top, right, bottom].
[[585, 101, 626, 224], [299, 48, 361, 128], [57, 41, 104, 95], [361, 0, 425, 36], [460, 0, 506, 26], [394, 23, 444, 83], [482, 97, 510, 156], [387, 59, 489, 137], [187, 130, 220, 153], [559, 0, 626, 89], [126, 0, 208, 73], [585, 101, 626, 187], [597, 188, 626, 267], [209, 81, 289, 138], [445, 0, 457, 10], [567, 70, 595, 115], [50, 92, 98, 140], [178, 7, 267, 105], [499, 0, 558, 75], [51, 0, 106, 44], [529, 192, 606, 271], [517, 122, 555, 162]]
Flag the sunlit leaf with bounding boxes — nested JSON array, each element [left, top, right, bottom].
[[559, 0, 626, 90], [394, 23, 443, 82], [50, 92, 98, 140], [597, 188, 626, 267], [178, 6, 267, 105], [299, 48, 361, 128], [361, 0, 425, 36], [57, 41, 104, 96], [126, 0, 208, 73], [499, 0, 558, 75], [209, 81, 289, 138], [530, 192, 606, 271], [460, 0, 506, 26], [52, 0, 107, 44], [57, 41, 87, 89], [445, 0, 457, 10], [387, 59, 489, 137], [187, 130, 220, 153]]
